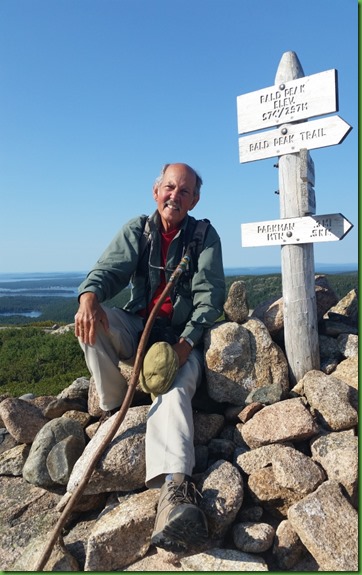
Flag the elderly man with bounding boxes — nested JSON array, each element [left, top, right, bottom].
[[75, 163, 225, 552]]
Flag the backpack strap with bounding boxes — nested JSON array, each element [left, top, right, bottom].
[[185, 218, 210, 271]]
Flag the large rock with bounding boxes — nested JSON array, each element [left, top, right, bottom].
[[241, 398, 319, 449], [332, 355, 358, 389], [204, 320, 289, 405], [198, 460, 244, 539], [288, 480, 358, 571], [223, 280, 249, 323], [271, 445, 325, 494], [248, 466, 303, 518], [310, 430, 358, 506], [67, 406, 148, 495], [84, 489, 158, 571], [324, 288, 358, 325], [300, 370, 358, 431], [0, 475, 63, 570], [0, 397, 49, 444], [23, 417, 85, 487], [180, 548, 269, 571]]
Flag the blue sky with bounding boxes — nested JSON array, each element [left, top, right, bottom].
[[0, 0, 358, 273]]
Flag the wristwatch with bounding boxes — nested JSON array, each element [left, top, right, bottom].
[[183, 336, 194, 348]]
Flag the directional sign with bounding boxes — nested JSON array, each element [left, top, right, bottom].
[[238, 116, 352, 164], [237, 69, 338, 134], [241, 213, 353, 247]]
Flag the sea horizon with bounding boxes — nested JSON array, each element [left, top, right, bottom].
[[0, 261, 358, 282]]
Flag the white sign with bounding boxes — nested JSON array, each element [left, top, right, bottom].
[[237, 69, 337, 134], [238, 116, 352, 164], [241, 213, 353, 247]]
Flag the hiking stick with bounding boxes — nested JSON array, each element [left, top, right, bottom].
[[34, 253, 191, 571]]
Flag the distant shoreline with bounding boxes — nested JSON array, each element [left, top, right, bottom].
[[0, 262, 358, 282]]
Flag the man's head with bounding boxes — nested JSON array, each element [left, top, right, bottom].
[[153, 163, 202, 232]]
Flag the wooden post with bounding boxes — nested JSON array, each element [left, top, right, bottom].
[[275, 51, 320, 384]]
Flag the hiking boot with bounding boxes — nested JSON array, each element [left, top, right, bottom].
[[151, 473, 208, 552]]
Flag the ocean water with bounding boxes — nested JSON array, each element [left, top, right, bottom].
[[0, 272, 86, 298], [0, 265, 357, 319], [0, 264, 357, 298]]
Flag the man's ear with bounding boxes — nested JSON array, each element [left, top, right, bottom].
[[189, 194, 200, 210], [152, 184, 159, 201]]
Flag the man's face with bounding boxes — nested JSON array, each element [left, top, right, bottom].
[[153, 164, 199, 232]]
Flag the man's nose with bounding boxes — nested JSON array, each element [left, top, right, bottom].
[[169, 188, 180, 200]]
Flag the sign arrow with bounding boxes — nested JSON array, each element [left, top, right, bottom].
[[237, 69, 338, 134], [241, 213, 353, 247], [238, 116, 352, 164]]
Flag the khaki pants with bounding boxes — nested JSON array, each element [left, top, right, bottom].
[[79, 306, 203, 487]]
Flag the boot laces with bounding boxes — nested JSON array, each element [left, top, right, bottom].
[[168, 479, 201, 506]]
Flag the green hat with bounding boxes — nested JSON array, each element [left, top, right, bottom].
[[139, 341, 179, 397]]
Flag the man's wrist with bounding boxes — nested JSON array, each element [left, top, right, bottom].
[[182, 336, 194, 349]]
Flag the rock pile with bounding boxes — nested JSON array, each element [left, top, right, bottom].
[[0, 277, 358, 572]]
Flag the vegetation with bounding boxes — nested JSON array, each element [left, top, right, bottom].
[[0, 327, 87, 396], [0, 272, 357, 397]]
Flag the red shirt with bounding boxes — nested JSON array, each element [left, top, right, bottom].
[[139, 227, 179, 319]]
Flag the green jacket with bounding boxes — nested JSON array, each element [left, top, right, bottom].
[[78, 210, 226, 346]]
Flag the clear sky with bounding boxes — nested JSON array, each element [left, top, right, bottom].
[[0, 0, 358, 273]]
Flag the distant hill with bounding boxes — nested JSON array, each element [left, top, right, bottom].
[[225, 263, 358, 276]]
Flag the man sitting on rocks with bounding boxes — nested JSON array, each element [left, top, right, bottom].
[[74, 163, 225, 552]]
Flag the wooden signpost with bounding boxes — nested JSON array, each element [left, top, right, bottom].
[[242, 213, 353, 247], [237, 68, 338, 134], [237, 51, 352, 384], [238, 116, 352, 163]]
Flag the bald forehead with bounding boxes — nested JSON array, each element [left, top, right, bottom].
[[163, 163, 196, 181]]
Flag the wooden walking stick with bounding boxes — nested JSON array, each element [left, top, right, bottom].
[[34, 253, 191, 571]]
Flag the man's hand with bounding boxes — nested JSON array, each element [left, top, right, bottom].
[[74, 292, 109, 346], [173, 338, 193, 367]]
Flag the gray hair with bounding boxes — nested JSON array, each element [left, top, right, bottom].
[[155, 163, 203, 197]]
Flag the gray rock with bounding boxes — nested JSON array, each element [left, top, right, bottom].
[[0, 444, 30, 476], [272, 519, 305, 569], [180, 548, 269, 571], [0, 397, 49, 444], [198, 460, 244, 539], [44, 396, 88, 418], [319, 334, 342, 373], [204, 320, 289, 405], [311, 431, 358, 506], [271, 446, 326, 494], [0, 475, 63, 570], [58, 376, 90, 400], [248, 466, 303, 518], [301, 370, 358, 430], [223, 280, 249, 323], [337, 333, 358, 357], [241, 398, 319, 449], [12, 535, 79, 572], [23, 417, 85, 487], [324, 288, 358, 326], [332, 355, 358, 389], [193, 412, 225, 445], [288, 480, 358, 571], [236, 443, 290, 476], [67, 406, 148, 495], [207, 438, 235, 465], [314, 275, 339, 320], [245, 383, 285, 405], [232, 521, 275, 553], [251, 295, 284, 340], [84, 489, 158, 571], [46, 434, 85, 485]]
